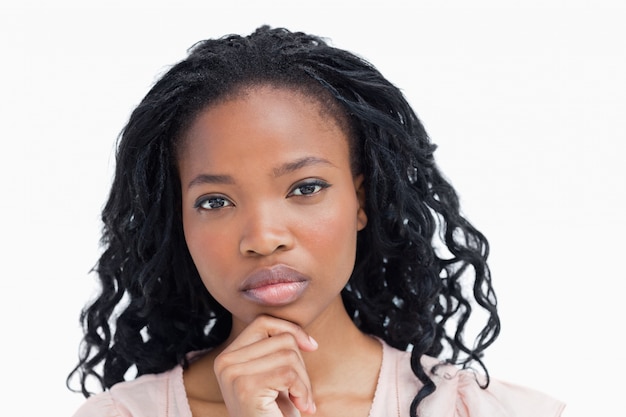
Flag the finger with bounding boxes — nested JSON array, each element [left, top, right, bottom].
[[218, 347, 309, 381], [218, 349, 312, 398], [226, 363, 313, 414], [288, 390, 316, 415], [277, 391, 301, 417], [225, 315, 318, 353], [218, 332, 308, 369]]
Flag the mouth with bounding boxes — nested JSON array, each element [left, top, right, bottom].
[[240, 265, 310, 307]]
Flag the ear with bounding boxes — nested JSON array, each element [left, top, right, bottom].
[[354, 174, 368, 231]]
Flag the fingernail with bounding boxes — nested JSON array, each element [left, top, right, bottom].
[[309, 400, 317, 413], [308, 335, 318, 349]]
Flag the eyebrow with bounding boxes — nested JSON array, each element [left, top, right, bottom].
[[187, 156, 334, 189], [272, 156, 335, 177], [187, 174, 235, 189]]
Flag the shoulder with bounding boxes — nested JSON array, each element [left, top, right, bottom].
[[71, 366, 191, 417], [380, 341, 566, 417]]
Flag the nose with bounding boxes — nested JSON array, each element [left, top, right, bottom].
[[239, 203, 294, 256]]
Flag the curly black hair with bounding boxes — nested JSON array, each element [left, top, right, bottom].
[[68, 26, 499, 417]]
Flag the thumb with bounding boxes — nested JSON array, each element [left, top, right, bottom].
[[276, 391, 302, 417]]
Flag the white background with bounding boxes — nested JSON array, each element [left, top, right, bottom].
[[1, 1, 624, 416]]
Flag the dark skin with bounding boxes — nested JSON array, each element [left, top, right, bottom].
[[178, 86, 381, 417], [184, 316, 381, 417]]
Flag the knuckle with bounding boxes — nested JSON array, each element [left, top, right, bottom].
[[214, 353, 237, 381], [280, 348, 301, 363], [254, 315, 302, 336], [275, 366, 298, 384], [213, 352, 228, 372], [254, 314, 275, 327], [274, 332, 298, 346], [232, 374, 254, 397]]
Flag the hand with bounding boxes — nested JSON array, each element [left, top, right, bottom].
[[214, 315, 319, 417]]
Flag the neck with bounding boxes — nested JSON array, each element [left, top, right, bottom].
[[300, 298, 382, 391]]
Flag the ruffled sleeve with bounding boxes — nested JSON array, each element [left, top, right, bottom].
[[371, 341, 566, 417], [415, 356, 566, 417], [72, 391, 128, 417], [70, 366, 191, 417]]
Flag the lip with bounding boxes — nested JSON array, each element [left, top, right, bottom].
[[240, 265, 310, 307]]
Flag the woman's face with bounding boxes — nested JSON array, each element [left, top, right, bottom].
[[178, 86, 367, 334]]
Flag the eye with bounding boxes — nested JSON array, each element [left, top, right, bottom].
[[289, 180, 330, 197], [194, 195, 234, 210]]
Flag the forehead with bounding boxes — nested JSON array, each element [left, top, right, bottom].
[[177, 83, 353, 153], [177, 86, 352, 176]]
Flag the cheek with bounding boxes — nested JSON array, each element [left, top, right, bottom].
[[301, 199, 359, 260], [184, 227, 236, 307], [183, 216, 232, 279]]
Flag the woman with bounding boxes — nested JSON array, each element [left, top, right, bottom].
[[69, 26, 565, 417]]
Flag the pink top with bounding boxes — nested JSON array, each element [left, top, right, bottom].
[[72, 340, 565, 417]]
